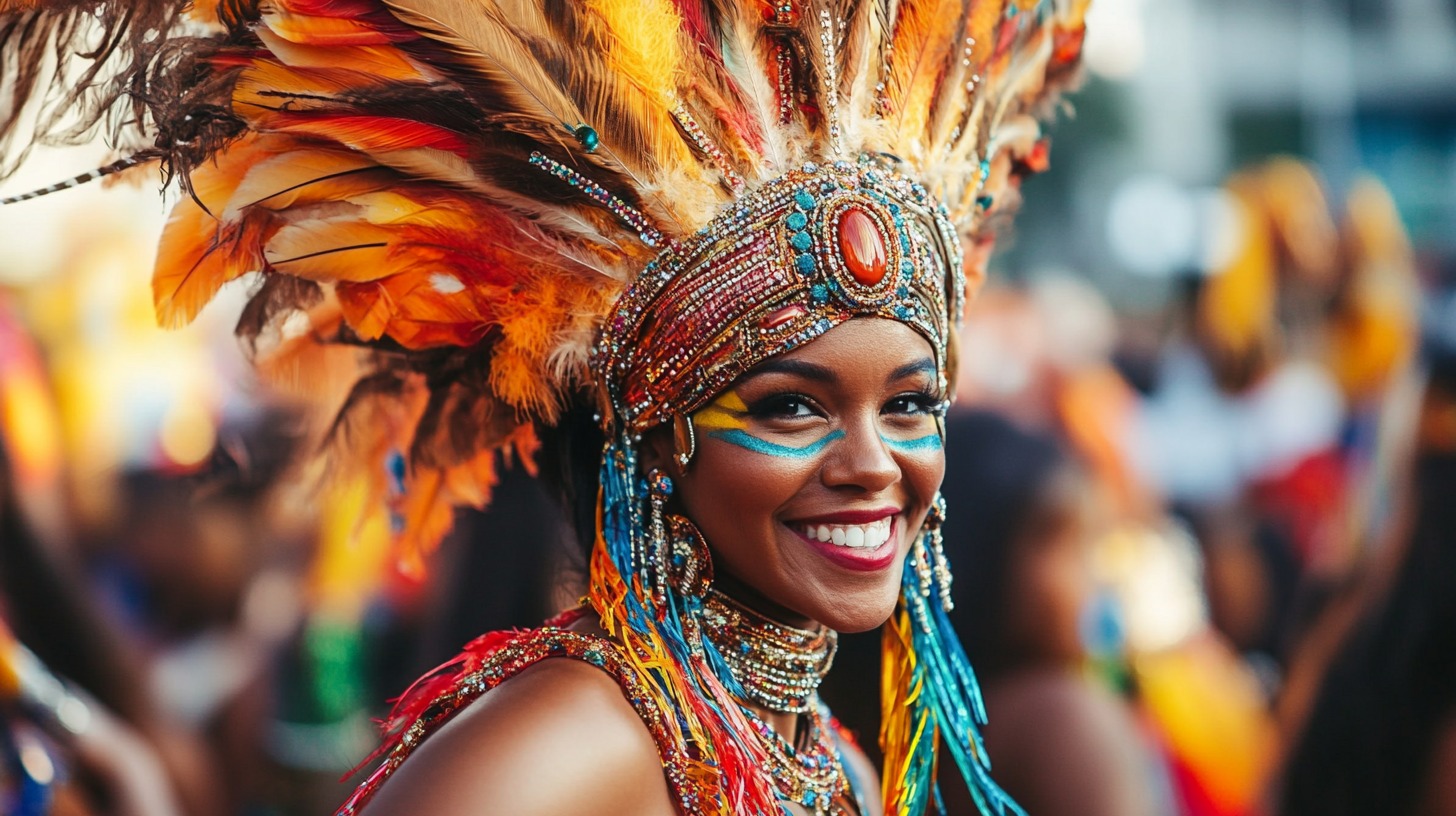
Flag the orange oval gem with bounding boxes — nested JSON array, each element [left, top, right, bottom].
[[838, 208, 887, 285]]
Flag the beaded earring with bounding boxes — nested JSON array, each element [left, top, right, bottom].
[[646, 468, 674, 608], [666, 514, 713, 600], [666, 514, 714, 657], [912, 494, 954, 613]]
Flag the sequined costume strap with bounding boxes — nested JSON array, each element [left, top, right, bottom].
[[336, 625, 709, 815]]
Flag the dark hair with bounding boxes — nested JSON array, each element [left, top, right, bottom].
[[536, 390, 608, 564], [939, 409, 1073, 677], [1277, 450, 1456, 816]]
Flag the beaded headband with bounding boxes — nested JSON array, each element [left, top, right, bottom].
[[594, 157, 964, 435]]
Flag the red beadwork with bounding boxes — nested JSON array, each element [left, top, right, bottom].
[[837, 208, 887, 285], [760, 304, 806, 329]]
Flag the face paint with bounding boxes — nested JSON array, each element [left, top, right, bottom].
[[695, 388, 845, 460], [880, 433, 944, 453], [693, 389, 751, 432], [709, 428, 847, 459]]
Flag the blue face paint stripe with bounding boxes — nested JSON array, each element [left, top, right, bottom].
[[708, 428, 846, 459], [881, 433, 943, 452]]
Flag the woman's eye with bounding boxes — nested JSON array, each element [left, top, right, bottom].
[[752, 394, 818, 419], [886, 393, 943, 415]]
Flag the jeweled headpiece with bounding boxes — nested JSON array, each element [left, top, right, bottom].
[[598, 158, 963, 434], [1, 0, 1089, 812]]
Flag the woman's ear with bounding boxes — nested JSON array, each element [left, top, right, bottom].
[[639, 424, 679, 477]]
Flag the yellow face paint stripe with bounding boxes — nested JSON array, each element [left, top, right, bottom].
[[693, 389, 750, 431]]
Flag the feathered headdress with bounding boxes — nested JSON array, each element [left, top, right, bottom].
[[0, 0, 1088, 812]]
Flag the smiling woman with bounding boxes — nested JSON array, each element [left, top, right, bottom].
[[0, 0, 1089, 813]]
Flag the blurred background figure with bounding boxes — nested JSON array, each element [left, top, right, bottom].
[[940, 410, 1171, 816], [1274, 285, 1456, 816]]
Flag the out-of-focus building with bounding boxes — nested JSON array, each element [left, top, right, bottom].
[[999, 0, 1455, 304]]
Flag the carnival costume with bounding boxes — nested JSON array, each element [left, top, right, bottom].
[[0, 0, 1088, 812]]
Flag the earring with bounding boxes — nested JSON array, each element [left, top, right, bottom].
[[666, 514, 713, 656], [666, 514, 713, 600], [646, 468, 674, 609], [924, 494, 953, 612], [672, 413, 696, 470]]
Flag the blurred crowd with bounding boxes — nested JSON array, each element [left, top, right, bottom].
[[1, 147, 1453, 816]]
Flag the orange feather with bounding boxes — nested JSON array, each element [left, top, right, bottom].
[[153, 135, 270, 327], [255, 26, 426, 81], [886, 0, 967, 142], [256, 112, 472, 157], [261, 6, 397, 47]]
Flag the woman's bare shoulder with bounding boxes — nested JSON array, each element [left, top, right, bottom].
[[359, 658, 676, 816]]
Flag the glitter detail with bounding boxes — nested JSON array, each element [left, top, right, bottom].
[[528, 151, 662, 247], [738, 703, 851, 816], [672, 103, 745, 189], [819, 9, 844, 157]]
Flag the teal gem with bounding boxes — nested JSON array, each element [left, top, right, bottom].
[[790, 231, 812, 251], [573, 123, 600, 152], [796, 254, 816, 274], [786, 211, 808, 230], [977, 194, 994, 210], [794, 190, 815, 209]]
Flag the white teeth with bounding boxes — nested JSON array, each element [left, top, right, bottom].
[[798, 517, 894, 549]]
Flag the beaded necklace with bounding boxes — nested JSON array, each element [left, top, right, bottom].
[[738, 703, 855, 816], [701, 589, 839, 714], [700, 590, 856, 815]]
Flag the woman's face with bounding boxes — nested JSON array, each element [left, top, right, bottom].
[[661, 318, 946, 633]]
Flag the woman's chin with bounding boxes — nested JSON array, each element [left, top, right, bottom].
[[811, 588, 903, 634]]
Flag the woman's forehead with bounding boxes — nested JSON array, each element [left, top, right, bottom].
[[740, 318, 940, 382]]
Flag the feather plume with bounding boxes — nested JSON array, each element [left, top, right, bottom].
[[378, 0, 584, 137], [883, 0, 968, 151]]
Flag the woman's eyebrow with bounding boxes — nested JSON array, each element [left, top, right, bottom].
[[740, 358, 837, 383], [889, 358, 936, 381]]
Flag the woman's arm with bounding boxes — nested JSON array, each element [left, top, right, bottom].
[[359, 659, 676, 816]]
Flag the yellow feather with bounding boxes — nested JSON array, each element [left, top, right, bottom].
[[583, 0, 683, 103]]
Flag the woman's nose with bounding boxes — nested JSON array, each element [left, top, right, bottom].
[[821, 415, 900, 492]]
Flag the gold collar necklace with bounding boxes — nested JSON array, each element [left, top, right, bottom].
[[701, 588, 839, 714]]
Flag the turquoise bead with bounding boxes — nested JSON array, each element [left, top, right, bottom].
[[574, 124, 600, 152]]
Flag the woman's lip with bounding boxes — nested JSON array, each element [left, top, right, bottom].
[[789, 516, 900, 572], [787, 507, 901, 525]]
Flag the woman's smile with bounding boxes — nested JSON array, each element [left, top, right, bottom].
[[786, 508, 902, 570]]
